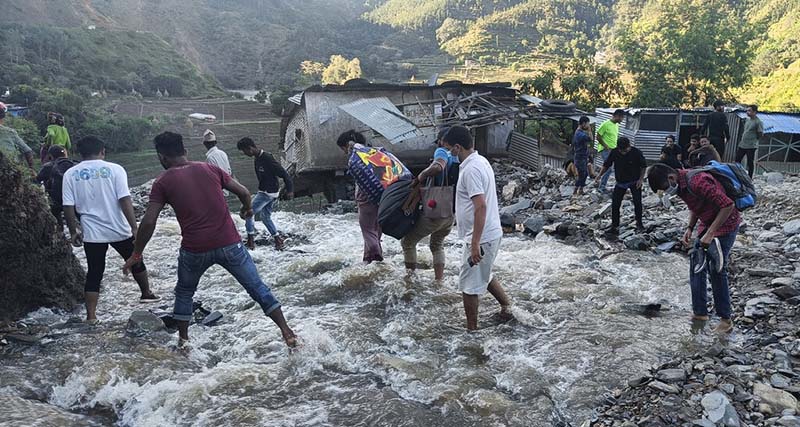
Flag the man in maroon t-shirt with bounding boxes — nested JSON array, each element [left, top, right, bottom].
[[123, 131, 296, 348], [647, 163, 741, 334]]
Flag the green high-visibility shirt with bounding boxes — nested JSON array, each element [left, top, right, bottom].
[[596, 120, 619, 152], [46, 125, 71, 151]]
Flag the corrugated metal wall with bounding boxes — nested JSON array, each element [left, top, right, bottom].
[[508, 131, 540, 170]]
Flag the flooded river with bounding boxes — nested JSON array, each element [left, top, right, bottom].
[[0, 210, 699, 426]]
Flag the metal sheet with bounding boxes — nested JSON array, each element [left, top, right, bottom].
[[339, 97, 423, 143], [508, 131, 539, 171], [288, 93, 303, 105], [735, 112, 800, 135]]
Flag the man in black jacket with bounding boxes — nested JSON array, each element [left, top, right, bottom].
[[595, 137, 647, 237], [700, 100, 730, 158], [237, 137, 294, 250]]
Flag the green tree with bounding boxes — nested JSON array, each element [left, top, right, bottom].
[[321, 55, 363, 85], [516, 59, 626, 110], [5, 117, 41, 151], [614, 0, 756, 107]]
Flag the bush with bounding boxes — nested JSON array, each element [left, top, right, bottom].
[[5, 117, 41, 151], [268, 87, 293, 116], [81, 116, 157, 153]]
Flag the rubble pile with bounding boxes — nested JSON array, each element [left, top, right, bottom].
[[130, 179, 174, 219]]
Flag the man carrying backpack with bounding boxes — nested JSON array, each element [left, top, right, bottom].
[[647, 163, 741, 334], [36, 145, 76, 229]]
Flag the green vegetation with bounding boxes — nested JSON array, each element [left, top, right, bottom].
[[516, 59, 627, 110], [0, 25, 221, 97]]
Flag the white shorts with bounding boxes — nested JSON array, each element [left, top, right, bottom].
[[459, 238, 502, 295]]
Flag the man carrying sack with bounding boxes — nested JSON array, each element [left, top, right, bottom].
[[401, 128, 459, 281]]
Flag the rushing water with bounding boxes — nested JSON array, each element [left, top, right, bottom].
[[1, 211, 704, 426]]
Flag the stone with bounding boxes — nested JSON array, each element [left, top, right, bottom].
[[759, 231, 785, 242], [648, 380, 680, 394], [0, 153, 85, 321], [500, 198, 532, 215], [784, 219, 800, 236], [772, 374, 791, 389], [779, 415, 800, 427], [772, 277, 795, 287], [502, 180, 520, 201], [773, 286, 800, 300], [500, 213, 516, 229], [595, 202, 612, 218], [628, 375, 650, 387], [704, 374, 718, 386], [766, 172, 785, 185], [563, 204, 583, 213], [656, 368, 687, 384], [702, 390, 740, 427], [656, 241, 678, 253], [691, 418, 716, 427], [126, 311, 166, 335], [624, 235, 649, 251], [720, 383, 735, 395], [750, 268, 779, 277], [523, 216, 545, 235], [764, 220, 779, 230], [754, 383, 798, 415]]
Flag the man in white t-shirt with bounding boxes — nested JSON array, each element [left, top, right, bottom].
[[62, 136, 159, 324], [442, 126, 512, 330]]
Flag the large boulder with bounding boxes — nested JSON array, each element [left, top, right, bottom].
[[0, 152, 84, 320]]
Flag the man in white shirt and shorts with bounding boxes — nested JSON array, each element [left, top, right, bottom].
[[442, 126, 512, 330]]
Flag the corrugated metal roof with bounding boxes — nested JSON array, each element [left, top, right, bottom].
[[598, 107, 713, 115], [508, 131, 539, 170], [338, 97, 423, 143], [288, 92, 303, 105], [735, 112, 800, 135]]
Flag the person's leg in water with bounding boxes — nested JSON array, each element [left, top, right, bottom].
[[111, 238, 158, 301], [487, 278, 512, 319], [173, 248, 213, 345], [245, 192, 269, 249], [429, 218, 453, 281], [259, 195, 285, 250], [400, 219, 426, 273], [218, 242, 296, 347], [358, 199, 383, 263], [83, 242, 109, 322]]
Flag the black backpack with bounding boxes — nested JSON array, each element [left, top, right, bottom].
[[48, 158, 77, 202], [378, 179, 420, 240]]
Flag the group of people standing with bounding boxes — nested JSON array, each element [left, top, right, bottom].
[[568, 102, 766, 334]]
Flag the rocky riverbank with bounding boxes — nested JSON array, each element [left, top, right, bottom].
[[490, 159, 800, 427]]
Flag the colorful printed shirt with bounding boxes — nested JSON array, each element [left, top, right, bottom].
[[347, 144, 411, 204], [678, 169, 741, 237]]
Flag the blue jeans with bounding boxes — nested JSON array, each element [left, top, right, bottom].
[[574, 155, 588, 188], [245, 192, 278, 236], [173, 242, 281, 321], [689, 228, 738, 319], [599, 150, 613, 192]]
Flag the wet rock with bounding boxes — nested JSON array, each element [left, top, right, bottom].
[[779, 415, 800, 427], [500, 198, 532, 215], [624, 235, 649, 251], [754, 382, 798, 415], [523, 215, 545, 235], [126, 311, 166, 335], [765, 172, 785, 185], [702, 390, 740, 427], [785, 219, 800, 236], [773, 286, 800, 300], [772, 374, 792, 389], [656, 368, 687, 383], [648, 380, 680, 394], [0, 153, 85, 321]]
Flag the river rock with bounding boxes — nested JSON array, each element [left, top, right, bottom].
[[523, 215, 545, 235], [702, 390, 740, 427], [784, 219, 800, 236], [656, 368, 687, 384], [779, 415, 800, 427], [772, 374, 792, 389], [759, 231, 785, 242], [624, 235, 649, 250], [501, 198, 532, 215], [772, 277, 795, 287], [765, 172, 785, 185], [502, 180, 520, 201], [0, 153, 85, 321], [648, 380, 679, 394], [754, 382, 798, 415], [595, 202, 612, 218], [692, 419, 716, 427], [773, 286, 800, 300], [126, 311, 166, 335], [750, 268, 778, 277]]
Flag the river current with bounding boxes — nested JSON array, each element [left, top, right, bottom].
[[1, 210, 699, 426]]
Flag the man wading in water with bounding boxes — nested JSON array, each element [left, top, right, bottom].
[[123, 132, 296, 348], [442, 126, 512, 330], [647, 163, 740, 334]]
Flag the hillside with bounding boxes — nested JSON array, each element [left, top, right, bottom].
[[0, 25, 221, 97]]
